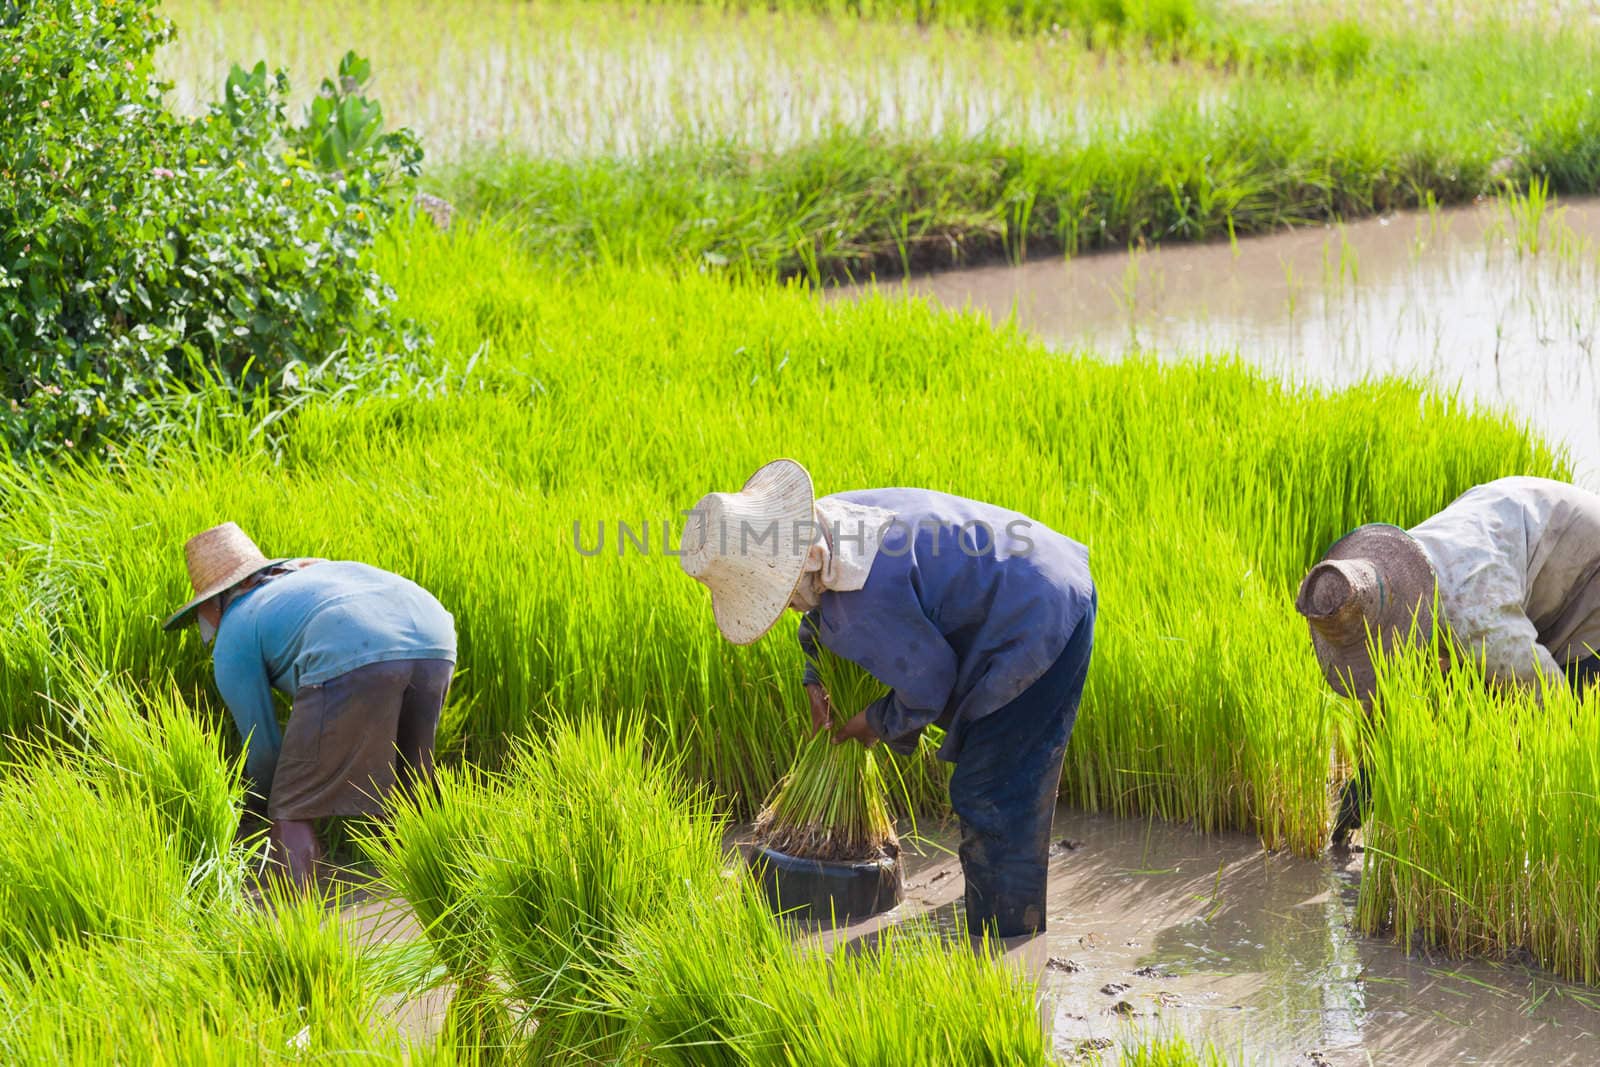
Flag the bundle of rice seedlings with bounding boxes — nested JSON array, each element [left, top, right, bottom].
[[752, 647, 898, 862]]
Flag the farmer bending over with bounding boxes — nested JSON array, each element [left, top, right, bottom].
[[164, 523, 457, 885], [680, 459, 1096, 939], [1297, 476, 1600, 842]]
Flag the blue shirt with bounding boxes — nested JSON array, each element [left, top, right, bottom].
[[211, 561, 457, 787], [798, 489, 1093, 761]]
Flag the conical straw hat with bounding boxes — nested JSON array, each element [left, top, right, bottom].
[[1294, 523, 1436, 700], [162, 522, 289, 631], [680, 459, 815, 645]]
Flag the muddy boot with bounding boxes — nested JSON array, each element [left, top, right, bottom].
[[268, 818, 324, 889], [1331, 766, 1371, 848]]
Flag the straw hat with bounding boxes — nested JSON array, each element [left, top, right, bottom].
[[680, 459, 815, 645], [162, 523, 289, 631], [1294, 523, 1437, 700]]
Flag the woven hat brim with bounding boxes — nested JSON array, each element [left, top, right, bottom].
[[707, 460, 815, 645], [1301, 524, 1435, 699], [161, 557, 292, 632]]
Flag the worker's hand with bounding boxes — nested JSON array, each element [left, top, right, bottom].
[[832, 710, 880, 748], [805, 682, 834, 737]]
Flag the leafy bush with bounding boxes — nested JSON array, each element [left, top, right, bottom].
[[0, 0, 423, 458]]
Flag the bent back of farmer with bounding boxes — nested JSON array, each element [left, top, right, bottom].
[[165, 523, 457, 885], [1298, 476, 1600, 700], [680, 460, 1096, 941], [1296, 476, 1600, 841]]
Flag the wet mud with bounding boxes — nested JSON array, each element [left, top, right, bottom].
[[852, 198, 1600, 487], [827, 807, 1600, 1064]]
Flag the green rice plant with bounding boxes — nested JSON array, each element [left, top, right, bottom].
[[769, 921, 1050, 1065], [753, 646, 897, 860], [470, 717, 727, 1060], [1498, 175, 1564, 256], [201, 885, 401, 1052], [0, 902, 421, 1065], [0, 226, 1562, 864], [155, 0, 1600, 278], [1119, 1035, 1233, 1065], [56, 671, 246, 879], [356, 763, 511, 1057], [1356, 638, 1600, 983], [0, 754, 194, 971], [0, 682, 414, 1062], [606, 876, 793, 1065], [614, 887, 1051, 1066]]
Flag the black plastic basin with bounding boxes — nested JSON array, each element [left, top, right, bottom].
[[745, 843, 903, 924]]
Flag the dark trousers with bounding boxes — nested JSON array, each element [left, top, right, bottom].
[[948, 597, 1096, 938], [270, 658, 453, 821]]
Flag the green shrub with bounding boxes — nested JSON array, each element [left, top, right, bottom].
[[0, 0, 422, 458]]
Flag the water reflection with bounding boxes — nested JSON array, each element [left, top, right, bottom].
[[870, 198, 1600, 488]]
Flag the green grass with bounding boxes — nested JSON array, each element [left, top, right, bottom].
[[157, 0, 1600, 279], [0, 220, 1562, 860], [365, 717, 1054, 1063], [0, 679, 418, 1063], [440, 39, 1600, 281], [1357, 641, 1600, 984]]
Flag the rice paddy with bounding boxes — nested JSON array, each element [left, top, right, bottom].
[[157, 0, 1600, 277], [12, 0, 1600, 1060]]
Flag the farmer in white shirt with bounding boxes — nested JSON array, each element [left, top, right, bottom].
[[1295, 476, 1600, 840]]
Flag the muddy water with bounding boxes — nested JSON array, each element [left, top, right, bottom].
[[828, 808, 1600, 1065], [861, 198, 1600, 488]]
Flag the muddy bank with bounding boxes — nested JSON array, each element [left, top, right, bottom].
[[849, 198, 1600, 488]]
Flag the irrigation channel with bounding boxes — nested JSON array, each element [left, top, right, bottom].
[[852, 196, 1600, 489], [825, 201, 1600, 1062]]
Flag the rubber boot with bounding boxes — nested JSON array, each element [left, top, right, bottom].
[[268, 818, 324, 889], [1331, 766, 1371, 848]]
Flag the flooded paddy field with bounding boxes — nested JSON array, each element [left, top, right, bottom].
[[789, 809, 1600, 1065], [869, 197, 1600, 486]]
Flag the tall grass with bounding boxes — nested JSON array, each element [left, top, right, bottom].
[[361, 717, 729, 1060], [1356, 642, 1600, 984], [156, 0, 1600, 277], [365, 717, 1053, 1062], [0, 223, 1561, 857], [0, 678, 415, 1063], [612, 876, 1052, 1065]]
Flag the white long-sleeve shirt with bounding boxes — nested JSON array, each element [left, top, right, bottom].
[[1408, 477, 1600, 689]]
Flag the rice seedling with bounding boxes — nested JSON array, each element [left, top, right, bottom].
[[1356, 637, 1600, 984], [0, 223, 1561, 865], [55, 671, 246, 878], [613, 880, 1053, 1066], [1118, 1035, 1233, 1065], [355, 763, 511, 1056], [0, 892, 425, 1066], [752, 647, 896, 861], [770, 920, 1051, 1065], [472, 717, 727, 1060], [1498, 175, 1565, 257], [0, 754, 194, 970]]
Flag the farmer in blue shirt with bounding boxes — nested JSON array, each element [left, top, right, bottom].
[[163, 522, 457, 886], [681, 459, 1096, 938]]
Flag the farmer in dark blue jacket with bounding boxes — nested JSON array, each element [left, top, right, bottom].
[[680, 459, 1096, 938], [164, 522, 456, 886]]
